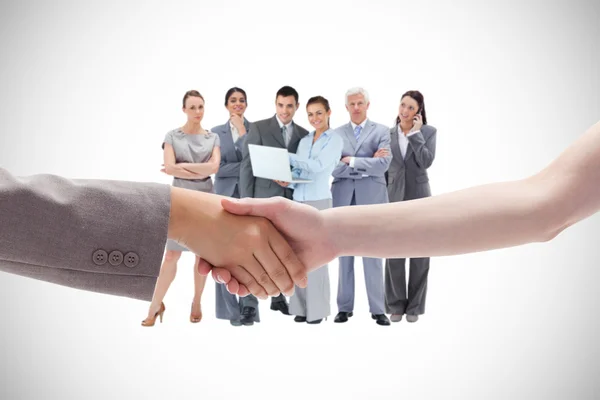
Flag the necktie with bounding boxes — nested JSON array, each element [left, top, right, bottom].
[[282, 125, 288, 146], [354, 125, 362, 142]]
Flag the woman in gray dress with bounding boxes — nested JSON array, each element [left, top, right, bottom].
[[142, 90, 221, 327]]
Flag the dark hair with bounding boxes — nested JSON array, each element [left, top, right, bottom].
[[396, 90, 427, 125], [225, 87, 247, 106], [276, 86, 299, 103], [306, 96, 331, 128], [182, 90, 204, 108]]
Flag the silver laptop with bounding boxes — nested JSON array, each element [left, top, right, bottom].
[[248, 144, 312, 183]]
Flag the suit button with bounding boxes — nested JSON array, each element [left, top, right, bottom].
[[124, 252, 139, 268], [108, 250, 124, 266], [92, 249, 108, 266]]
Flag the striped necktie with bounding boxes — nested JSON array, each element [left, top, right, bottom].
[[354, 125, 362, 141]]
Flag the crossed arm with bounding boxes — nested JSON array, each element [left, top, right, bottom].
[[161, 143, 221, 179]]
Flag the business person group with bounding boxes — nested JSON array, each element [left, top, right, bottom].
[[141, 85, 438, 328]]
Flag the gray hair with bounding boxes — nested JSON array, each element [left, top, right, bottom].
[[345, 87, 370, 105]]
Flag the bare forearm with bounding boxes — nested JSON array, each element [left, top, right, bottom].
[[166, 166, 205, 179], [324, 120, 600, 259], [179, 162, 218, 176], [324, 178, 558, 258]]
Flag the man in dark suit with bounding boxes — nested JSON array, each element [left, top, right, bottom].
[[239, 86, 309, 315]]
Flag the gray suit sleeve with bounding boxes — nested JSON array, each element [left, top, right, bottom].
[[408, 127, 437, 169], [0, 168, 170, 301], [239, 123, 260, 198], [352, 126, 393, 176], [215, 135, 246, 179]]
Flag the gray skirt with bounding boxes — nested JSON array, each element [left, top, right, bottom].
[[166, 177, 213, 252]]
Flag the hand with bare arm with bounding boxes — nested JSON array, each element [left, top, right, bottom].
[[202, 120, 600, 293]]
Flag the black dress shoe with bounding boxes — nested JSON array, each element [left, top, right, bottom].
[[230, 319, 242, 327], [334, 311, 353, 323], [294, 316, 307, 323], [270, 301, 290, 315], [307, 319, 323, 324], [240, 306, 257, 326], [371, 314, 391, 326]]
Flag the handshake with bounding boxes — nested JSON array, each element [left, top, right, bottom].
[[169, 187, 337, 299]]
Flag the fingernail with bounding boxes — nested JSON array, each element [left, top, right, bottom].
[[216, 274, 224, 283]]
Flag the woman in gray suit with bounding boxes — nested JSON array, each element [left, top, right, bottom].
[[142, 90, 221, 326], [211, 87, 260, 327], [384, 90, 437, 323]]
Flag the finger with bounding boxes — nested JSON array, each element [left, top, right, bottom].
[[221, 196, 290, 220], [267, 227, 307, 290], [230, 264, 270, 300], [254, 239, 295, 296], [226, 279, 240, 295], [212, 266, 232, 284], [237, 284, 250, 297], [247, 253, 281, 297], [196, 258, 213, 276]]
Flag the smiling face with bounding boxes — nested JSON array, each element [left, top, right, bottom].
[[307, 102, 330, 131], [398, 95, 420, 124], [275, 95, 298, 125], [183, 96, 205, 123], [226, 91, 247, 117], [345, 93, 369, 125]]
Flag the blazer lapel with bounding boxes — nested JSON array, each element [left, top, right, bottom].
[[404, 129, 414, 160], [390, 125, 405, 166], [220, 122, 237, 160], [269, 115, 286, 147], [355, 120, 375, 153], [344, 123, 357, 153]]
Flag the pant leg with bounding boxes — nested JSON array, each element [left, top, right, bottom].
[[289, 285, 307, 317], [337, 256, 355, 312], [385, 257, 408, 314], [363, 256, 385, 315], [215, 281, 241, 320], [336, 192, 356, 313], [306, 263, 331, 321], [406, 257, 430, 315]]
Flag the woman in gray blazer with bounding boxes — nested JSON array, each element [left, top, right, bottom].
[[384, 90, 437, 323], [211, 87, 260, 327]]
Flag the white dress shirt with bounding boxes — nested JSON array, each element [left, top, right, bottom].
[[398, 125, 419, 158], [229, 122, 240, 144]]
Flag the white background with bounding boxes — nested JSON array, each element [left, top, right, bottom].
[[0, 1, 599, 399]]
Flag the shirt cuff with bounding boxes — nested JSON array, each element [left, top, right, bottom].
[[349, 157, 356, 168], [407, 130, 420, 137], [289, 153, 298, 168]]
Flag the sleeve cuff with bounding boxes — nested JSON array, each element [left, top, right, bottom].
[[349, 157, 356, 168]]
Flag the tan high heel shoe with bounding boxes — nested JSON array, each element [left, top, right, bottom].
[[190, 303, 202, 323], [141, 302, 165, 327]]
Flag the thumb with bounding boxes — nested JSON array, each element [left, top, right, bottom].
[[221, 197, 289, 219]]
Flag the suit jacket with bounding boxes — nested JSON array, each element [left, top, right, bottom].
[[212, 118, 251, 197], [239, 115, 309, 199], [386, 124, 437, 202], [0, 168, 169, 301], [331, 120, 392, 206]]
